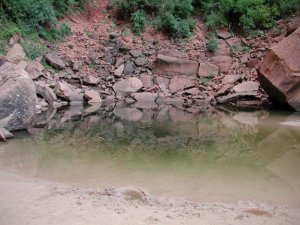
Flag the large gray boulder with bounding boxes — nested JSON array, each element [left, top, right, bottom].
[[0, 61, 37, 131]]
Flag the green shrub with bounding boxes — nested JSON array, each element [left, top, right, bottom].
[[158, 14, 195, 38], [21, 39, 48, 60], [235, 0, 274, 30], [115, 0, 160, 18], [53, 0, 86, 16], [39, 22, 71, 41], [197, 0, 300, 32], [156, 0, 195, 38], [132, 10, 146, 35], [113, 0, 195, 37], [207, 33, 218, 52], [267, 0, 300, 16], [1, 0, 57, 30], [0, 0, 84, 56], [0, 11, 21, 54]]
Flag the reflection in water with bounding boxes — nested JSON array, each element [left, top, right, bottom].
[[0, 104, 300, 206]]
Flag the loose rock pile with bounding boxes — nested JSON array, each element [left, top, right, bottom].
[[28, 29, 273, 113], [1, 16, 300, 140]]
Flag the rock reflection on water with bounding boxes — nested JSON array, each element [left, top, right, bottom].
[[1, 103, 300, 206]]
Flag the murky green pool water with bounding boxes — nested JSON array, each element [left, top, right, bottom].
[[1, 104, 300, 206]]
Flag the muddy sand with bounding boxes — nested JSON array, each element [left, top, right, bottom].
[[0, 170, 299, 225]]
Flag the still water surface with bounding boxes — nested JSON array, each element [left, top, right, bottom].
[[1, 105, 300, 206]]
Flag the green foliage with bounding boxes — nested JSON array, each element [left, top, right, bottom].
[[197, 0, 300, 32], [0, 11, 21, 54], [131, 10, 146, 35], [0, 0, 82, 56], [53, 0, 86, 16], [156, 0, 195, 38], [115, 0, 161, 18], [39, 22, 71, 42], [1, 0, 57, 31], [21, 39, 48, 60], [267, 0, 300, 16], [114, 0, 195, 37], [207, 33, 218, 52]]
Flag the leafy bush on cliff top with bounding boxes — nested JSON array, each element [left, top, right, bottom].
[[114, 0, 300, 36], [0, 0, 84, 54], [114, 0, 195, 38], [197, 0, 300, 32]]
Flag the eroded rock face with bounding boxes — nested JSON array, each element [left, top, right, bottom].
[[154, 54, 199, 76], [258, 27, 300, 111], [0, 62, 37, 131]]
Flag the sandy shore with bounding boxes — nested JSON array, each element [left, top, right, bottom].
[[0, 170, 299, 225]]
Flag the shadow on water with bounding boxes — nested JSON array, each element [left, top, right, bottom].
[[1, 102, 300, 206]]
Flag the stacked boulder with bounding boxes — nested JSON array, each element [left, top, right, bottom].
[[0, 44, 37, 136], [259, 27, 300, 111]]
